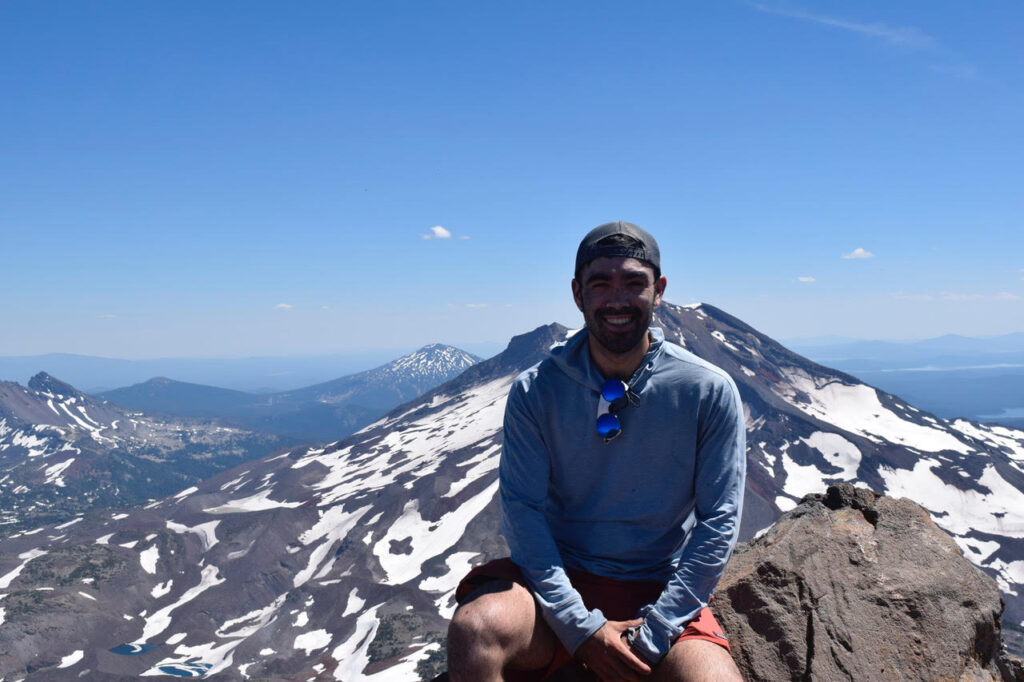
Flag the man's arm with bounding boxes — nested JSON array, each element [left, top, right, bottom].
[[499, 378, 608, 655], [631, 374, 747, 665]]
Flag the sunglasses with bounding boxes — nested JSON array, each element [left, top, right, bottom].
[[596, 378, 633, 442]]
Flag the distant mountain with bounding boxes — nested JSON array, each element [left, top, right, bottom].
[[96, 377, 262, 416], [0, 373, 287, 533], [0, 350, 418, 394], [788, 331, 1024, 369], [277, 343, 482, 410], [98, 344, 481, 443], [1, 304, 1022, 680]]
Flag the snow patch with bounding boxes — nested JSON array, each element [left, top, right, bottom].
[[294, 629, 331, 655], [166, 520, 220, 551], [57, 650, 84, 669], [342, 588, 365, 617], [0, 548, 48, 589], [139, 545, 160, 574], [203, 489, 303, 514]]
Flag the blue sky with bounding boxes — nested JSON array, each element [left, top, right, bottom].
[[2, 1, 1021, 358]]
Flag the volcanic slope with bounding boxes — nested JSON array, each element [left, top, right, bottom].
[[0, 373, 285, 533], [0, 303, 1022, 680]]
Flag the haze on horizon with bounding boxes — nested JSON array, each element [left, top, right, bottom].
[[2, 1, 1021, 359]]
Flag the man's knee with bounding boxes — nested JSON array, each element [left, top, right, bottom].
[[449, 591, 512, 650], [448, 580, 555, 674], [653, 639, 743, 682], [448, 581, 532, 657]]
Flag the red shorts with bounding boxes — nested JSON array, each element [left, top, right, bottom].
[[455, 558, 729, 679]]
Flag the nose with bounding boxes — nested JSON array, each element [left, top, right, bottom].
[[608, 284, 633, 307]]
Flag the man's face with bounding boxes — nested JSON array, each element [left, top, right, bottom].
[[572, 256, 666, 354]]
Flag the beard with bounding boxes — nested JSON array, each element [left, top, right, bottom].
[[583, 303, 654, 355]]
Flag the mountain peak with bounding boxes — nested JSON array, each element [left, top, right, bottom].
[[27, 371, 81, 397]]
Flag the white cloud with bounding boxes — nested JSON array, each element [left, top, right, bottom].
[[751, 4, 936, 49], [797, 276, 816, 283], [422, 225, 452, 240], [842, 248, 874, 260], [891, 292, 934, 301], [466, 303, 489, 309], [942, 292, 1020, 302], [274, 303, 293, 310], [99, 314, 117, 319]]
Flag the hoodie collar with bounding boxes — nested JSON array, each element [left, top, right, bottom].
[[550, 327, 665, 392]]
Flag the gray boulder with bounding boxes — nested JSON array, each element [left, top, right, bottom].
[[715, 484, 1024, 681]]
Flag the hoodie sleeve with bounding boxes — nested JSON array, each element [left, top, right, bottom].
[[632, 373, 746, 664], [499, 377, 608, 655]]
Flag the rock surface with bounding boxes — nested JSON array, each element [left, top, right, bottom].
[[714, 484, 1024, 681]]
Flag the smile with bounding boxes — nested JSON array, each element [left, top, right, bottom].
[[601, 314, 634, 327]]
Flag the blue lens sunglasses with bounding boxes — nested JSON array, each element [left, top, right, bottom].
[[595, 378, 639, 442]]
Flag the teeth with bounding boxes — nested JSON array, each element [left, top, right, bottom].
[[605, 316, 631, 326]]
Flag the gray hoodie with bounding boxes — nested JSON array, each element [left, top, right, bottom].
[[499, 326, 746, 663]]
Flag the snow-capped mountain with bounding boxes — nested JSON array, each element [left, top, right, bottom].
[[1, 304, 1022, 680], [99, 344, 482, 442], [0, 372, 285, 533], [275, 343, 482, 409]]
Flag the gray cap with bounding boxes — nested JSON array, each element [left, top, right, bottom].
[[575, 221, 661, 275]]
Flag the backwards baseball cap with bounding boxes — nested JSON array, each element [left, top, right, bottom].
[[575, 221, 661, 277]]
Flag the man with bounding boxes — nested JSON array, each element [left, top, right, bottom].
[[447, 222, 746, 681]]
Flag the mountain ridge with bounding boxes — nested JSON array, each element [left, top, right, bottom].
[[97, 344, 481, 442]]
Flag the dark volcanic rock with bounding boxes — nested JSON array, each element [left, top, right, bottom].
[[714, 484, 1024, 681]]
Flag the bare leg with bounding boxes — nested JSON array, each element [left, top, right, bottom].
[[447, 580, 558, 682], [651, 639, 743, 682]]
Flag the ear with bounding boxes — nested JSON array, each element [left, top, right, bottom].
[[653, 275, 667, 306], [571, 279, 584, 312]]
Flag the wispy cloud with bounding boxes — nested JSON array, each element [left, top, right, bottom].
[[891, 292, 934, 301], [274, 303, 293, 310], [99, 313, 117, 319], [797, 276, 816, 283], [752, 4, 977, 79], [423, 225, 452, 240], [942, 292, 1020, 302], [751, 4, 936, 49], [842, 248, 875, 260], [466, 303, 489, 309]]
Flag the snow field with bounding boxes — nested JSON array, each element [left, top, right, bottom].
[[777, 369, 971, 454], [373, 480, 498, 585], [138, 564, 225, 642], [301, 375, 512, 509], [294, 504, 372, 588]]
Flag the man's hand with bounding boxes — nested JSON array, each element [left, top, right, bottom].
[[575, 619, 652, 681]]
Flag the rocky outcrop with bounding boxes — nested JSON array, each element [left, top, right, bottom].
[[714, 484, 1024, 681]]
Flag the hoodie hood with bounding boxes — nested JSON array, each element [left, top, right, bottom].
[[548, 326, 666, 393]]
